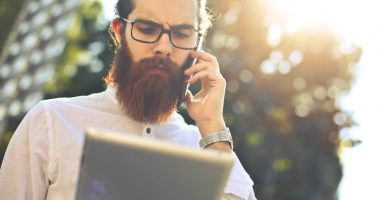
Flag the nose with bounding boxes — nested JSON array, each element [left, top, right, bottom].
[[154, 33, 172, 58]]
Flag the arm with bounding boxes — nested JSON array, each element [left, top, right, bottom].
[[184, 50, 231, 152], [0, 103, 50, 199], [184, 51, 257, 199]]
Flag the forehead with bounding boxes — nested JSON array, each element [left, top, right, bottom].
[[130, 0, 198, 26]]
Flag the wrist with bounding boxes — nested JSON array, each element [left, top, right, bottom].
[[199, 127, 233, 151], [206, 141, 232, 152], [197, 119, 226, 137]]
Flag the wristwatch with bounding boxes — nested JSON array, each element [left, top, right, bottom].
[[199, 128, 233, 149]]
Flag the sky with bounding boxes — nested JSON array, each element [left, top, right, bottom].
[[101, 0, 380, 199]]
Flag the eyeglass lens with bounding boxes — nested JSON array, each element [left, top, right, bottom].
[[132, 21, 198, 49]]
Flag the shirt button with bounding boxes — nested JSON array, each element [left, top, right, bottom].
[[146, 128, 151, 134]]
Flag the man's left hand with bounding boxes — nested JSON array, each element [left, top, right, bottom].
[[183, 51, 228, 140]]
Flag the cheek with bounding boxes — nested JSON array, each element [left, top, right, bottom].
[[126, 41, 150, 62], [174, 52, 191, 67], [124, 31, 149, 61]]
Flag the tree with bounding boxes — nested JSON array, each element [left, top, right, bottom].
[[203, 0, 361, 199], [0, 0, 26, 51], [1, 0, 361, 199], [0, 0, 27, 163], [0, 0, 112, 164]]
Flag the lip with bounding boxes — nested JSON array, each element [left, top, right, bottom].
[[149, 68, 168, 76]]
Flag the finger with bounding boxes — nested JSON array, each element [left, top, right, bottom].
[[190, 51, 219, 65], [188, 70, 221, 85], [184, 90, 194, 104], [184, 62, 211, 76]]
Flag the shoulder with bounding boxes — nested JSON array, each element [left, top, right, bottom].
[[19, 90, 110, 130], [40, 90, 107, 108], [31, 90, 111, 115]]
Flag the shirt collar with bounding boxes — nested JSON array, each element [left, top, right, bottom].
[[104, 86, 119, 107]]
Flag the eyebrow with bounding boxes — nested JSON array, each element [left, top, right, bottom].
[[172, 24, 195, 30], [134, 18, 195, 30]]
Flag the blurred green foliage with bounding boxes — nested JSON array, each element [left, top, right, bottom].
[[206, 0, 361, 199], [0, 0, 112, 164], [0, 0, 26, 54], [44, 0, 112, 98], [0, 0, 361, 199], [0, 0, 25, 166]]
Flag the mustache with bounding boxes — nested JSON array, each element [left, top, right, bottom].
[[129, 56, 183, 93], [106, 36, 184, 124], [137, 56, 177, 72]]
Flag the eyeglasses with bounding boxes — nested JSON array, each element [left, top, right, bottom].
[[119, 18, 202, 50]]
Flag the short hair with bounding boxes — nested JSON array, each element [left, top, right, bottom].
[[109, 0, 212, 49]]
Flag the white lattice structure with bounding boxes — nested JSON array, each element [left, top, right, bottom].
[[0, 0, 80, 137]]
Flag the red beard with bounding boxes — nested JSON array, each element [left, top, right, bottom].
[[105, 38, 182, 124]]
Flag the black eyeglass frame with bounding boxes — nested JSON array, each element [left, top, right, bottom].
[[119, 17, 202, 50]]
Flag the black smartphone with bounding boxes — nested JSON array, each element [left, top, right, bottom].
[[176, 37, 203, 109], [176, 55, 197, 109]]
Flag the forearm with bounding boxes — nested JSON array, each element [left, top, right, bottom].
[[197, 119, 232, 152]]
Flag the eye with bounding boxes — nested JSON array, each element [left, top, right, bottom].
[[172, 28, 193, 39], [134, 22, 160, 35]]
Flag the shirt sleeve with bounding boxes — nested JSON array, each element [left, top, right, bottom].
[[188, 125, 257, 200], [222, 152, 257, 200], [222, 191, 257, 200], [0, 103, 50, 199]]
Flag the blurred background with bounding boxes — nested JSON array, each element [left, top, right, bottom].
[[0, 0, 379, 199]]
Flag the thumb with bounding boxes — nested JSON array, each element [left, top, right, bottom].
[[184, 90, 194, 105]]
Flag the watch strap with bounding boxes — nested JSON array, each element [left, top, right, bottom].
[[199, 128, 233, 149]]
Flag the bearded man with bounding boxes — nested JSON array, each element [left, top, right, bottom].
[[0, 0, 257, 199]]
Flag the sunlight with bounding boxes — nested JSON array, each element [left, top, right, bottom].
[[264, 0, 380, 199], [267, 0, 333, 29], [264, 0, 376, 45], [100, 0, 380, 199]]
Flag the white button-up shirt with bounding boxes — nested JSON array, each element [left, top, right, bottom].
[[0, 87, 257, 200]]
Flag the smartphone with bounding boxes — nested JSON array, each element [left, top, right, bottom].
[[176, 56, 196, 109], [177, 41, 203, 109]]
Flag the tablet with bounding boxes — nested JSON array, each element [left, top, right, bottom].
[[76, 128, 234, 200]]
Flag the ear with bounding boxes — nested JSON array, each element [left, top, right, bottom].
[[112, 18, 123, 43]]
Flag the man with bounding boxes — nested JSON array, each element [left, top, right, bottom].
[[0, 0, 257, 199]]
